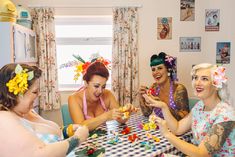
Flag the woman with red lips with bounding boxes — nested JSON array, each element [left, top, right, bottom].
[[142, 63, 235, 157], [69, 61, 137, 131], [139, 52, 189, 120]]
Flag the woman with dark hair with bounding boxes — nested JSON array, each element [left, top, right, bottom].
[[0, 63, 89, 157], [69, 60, 137, 131], [143, 63, 235, 156], [139, 52, 189, 120]]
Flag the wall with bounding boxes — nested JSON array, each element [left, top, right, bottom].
[[12, 0, 235, 125]]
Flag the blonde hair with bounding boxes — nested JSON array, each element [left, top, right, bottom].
[[191, 63, 231, 105]]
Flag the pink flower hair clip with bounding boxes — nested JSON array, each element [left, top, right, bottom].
[[212, 66, 228, 89]]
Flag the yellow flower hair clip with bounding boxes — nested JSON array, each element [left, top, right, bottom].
[[6, 64, 34, 96]]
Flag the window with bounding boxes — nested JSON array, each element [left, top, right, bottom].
[[55, 16, 112, 91]]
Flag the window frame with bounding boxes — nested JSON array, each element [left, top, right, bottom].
[[55, 16, 113, 91]]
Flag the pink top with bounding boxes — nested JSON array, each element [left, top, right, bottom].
[[82, 90, 108, 120]]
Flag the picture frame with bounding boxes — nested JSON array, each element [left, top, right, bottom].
[[180, 0, 195, 21], [179, 37, 201, 52], [205, 9, 220, 31], [157, 17, 172, 40], [216, 42, 231, 64]]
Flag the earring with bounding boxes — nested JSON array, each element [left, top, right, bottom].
[[167, 72, 170, 76]]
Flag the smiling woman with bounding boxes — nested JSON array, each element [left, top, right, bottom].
[[0, 63, 89, 157], [68, 59, 138, 131], [139, 52, 189, 120]]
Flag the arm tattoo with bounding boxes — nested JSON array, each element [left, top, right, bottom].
[[66, 136, 80, 155], [174, 84, 189, 118], [204, 121, 235, 154]]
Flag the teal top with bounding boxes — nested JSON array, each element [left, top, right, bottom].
[[20, 118, 61, 143]]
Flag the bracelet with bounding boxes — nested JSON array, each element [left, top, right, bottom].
[[67, 124, 74, 137], [62, 126, 69, 139]]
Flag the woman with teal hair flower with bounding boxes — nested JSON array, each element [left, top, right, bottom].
[[139, 52, 189, 120], [143, 63, 235, 157]]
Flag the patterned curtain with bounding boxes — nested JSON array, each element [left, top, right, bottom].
[[31, 8, 60, 110], [112, 7, 139, 106]]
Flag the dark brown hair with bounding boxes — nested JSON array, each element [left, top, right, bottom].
[[83, 62, 109, 82], [0, 63, 42, 110]]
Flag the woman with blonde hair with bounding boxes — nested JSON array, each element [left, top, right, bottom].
[[143, 63, 235, 157]]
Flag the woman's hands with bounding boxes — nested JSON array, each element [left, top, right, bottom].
[[106, 108, 123, 121], [73, 125, 89, 143], [123, 103, 139, 113], [106, 104, 139, 121], [142, 94, 167, 109], [154, 116, 170, 137]]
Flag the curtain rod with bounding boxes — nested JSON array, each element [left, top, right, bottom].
[[28, 4, 142, 8]]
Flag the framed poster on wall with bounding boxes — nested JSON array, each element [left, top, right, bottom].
[[179, 37, 201, 52], [157, 17, 172, 40], [216, 42, 231, 64], [205, 9, 220, 31]]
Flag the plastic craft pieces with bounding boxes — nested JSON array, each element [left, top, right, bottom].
[[146, 132, 160, 142], [121, 126, 131, 135], [149, 114, 157, 123], [107, 136, 119, 145], [143, 122, 157, 131], [107, 130, 121, 145], [119, 106, 130, 119], [75, 142, 105, 157], [140, 141, 156, 151], [89, 128, 107, 138], [147, 87, 155, 95], [128, 134, 139, 143]]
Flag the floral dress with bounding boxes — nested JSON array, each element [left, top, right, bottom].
[[191, 101, 235, 157]]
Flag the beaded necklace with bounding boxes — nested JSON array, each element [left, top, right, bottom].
[[153, 81, 177, 118]]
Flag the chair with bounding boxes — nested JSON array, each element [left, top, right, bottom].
[[189, 98, 199, 110], [61, 104, 73, 126]]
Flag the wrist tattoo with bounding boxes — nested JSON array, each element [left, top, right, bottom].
[[66, 136, 80, 155]]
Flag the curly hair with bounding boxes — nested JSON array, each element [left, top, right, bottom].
[[0, 63, 42, 110], [150, 52, 177, 81], [83, 62, 109, 82]]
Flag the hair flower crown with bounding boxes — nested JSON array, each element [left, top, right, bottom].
[[212, 66, 228, 89], [6, 64, 34, 96], [59, 53, 111, 81]]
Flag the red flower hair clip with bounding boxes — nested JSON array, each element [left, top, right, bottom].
[[59, 54, 111, 81]]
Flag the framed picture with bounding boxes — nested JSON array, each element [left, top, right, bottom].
[[180, 0, 195, 21], [157, 17, 172, 40], [179, 37, 201, 52], [216, 42, 231, 64], [205, 9, 220, 31]]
